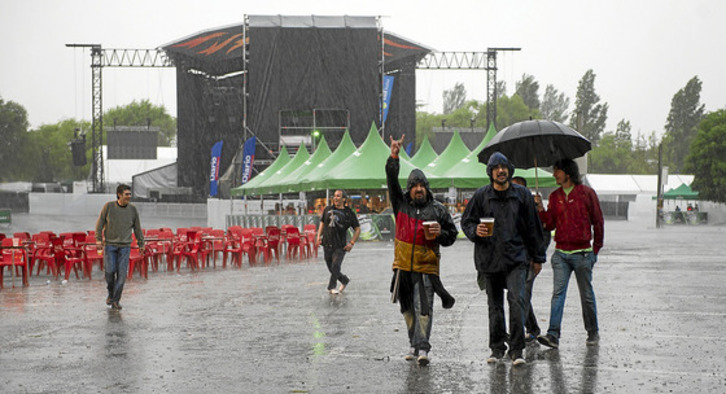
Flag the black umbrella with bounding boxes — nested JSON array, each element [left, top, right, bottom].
[[477, 120, 591, 189]]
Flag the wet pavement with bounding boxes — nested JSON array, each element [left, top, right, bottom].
[[2, 210, 726, 393]]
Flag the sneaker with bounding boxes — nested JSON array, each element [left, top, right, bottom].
[[417, 350, 429, 366], [537, 334, 559, 349], [486, 350, 505, 364], [525, 332, 539, 343], [106, 297, 112, 306], [586, 331, 600, 346], [338, 282, 347, 293], [405, 347, 417, 361], [111, 302, 122, 310], [510, 350, 526, 366], [328, 289, 339, 295]]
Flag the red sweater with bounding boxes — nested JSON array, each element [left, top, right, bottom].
[[539, 184, 604, 255]]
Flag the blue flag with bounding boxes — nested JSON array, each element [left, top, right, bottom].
[[240, 136, 256, 185], [405, 142, 413, 157], [209, 140, 223, 197], [382, 75, 395, 123]]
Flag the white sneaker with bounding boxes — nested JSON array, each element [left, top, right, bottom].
[[417, 350, 429, 366], [328, 289, 339, 294], [405, 347, 417, 361]]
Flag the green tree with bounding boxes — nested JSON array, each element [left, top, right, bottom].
[[0, 96, 30, 181], [25, 119, 91, 182], [571, 69, 608, 146], [515, 74, 540, 112], [492, 94, 533, 130], [540, 84, 570, 123], [661, 76, 705, 173], [443, 82, 467, 115], [104, 99, 176, 146], [684, 109, 726, 203], [589, 119, 633, 173]]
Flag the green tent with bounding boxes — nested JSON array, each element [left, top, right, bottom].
[[408, 135, 437, 169], [663, 183, 699, 200], [424, 130, 471, 176], [274, 136, 332, 194], [246, 143, 310, 196], [231, 145, 291, 197], [310, 123, 426, 190], [298, 130, 357, 192]]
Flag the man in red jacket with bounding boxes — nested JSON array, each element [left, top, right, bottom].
[[534, 158, 604, 349]]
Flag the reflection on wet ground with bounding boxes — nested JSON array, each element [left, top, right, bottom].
[[1, 218, 726, 393]]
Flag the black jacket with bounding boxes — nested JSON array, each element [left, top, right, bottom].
[[461, 152, 545, 273]]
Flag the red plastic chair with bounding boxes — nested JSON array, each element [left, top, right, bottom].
[[250, 227, 271, 264], [177, 231, 203, 271], [303, 224, 318, 258], [205, 229, 227, 267], [54, 237, 88, 281], [265, 226, 282, 262], [128, 238, 149, 279], [0, 237, 30, 288], [82, 234, 103, 277], [284, 226, 306, 260], [32, 233, 59, 278]]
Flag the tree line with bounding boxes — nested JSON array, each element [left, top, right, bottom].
[[421, 72, 724, 203], [1, 72, 724, 203]]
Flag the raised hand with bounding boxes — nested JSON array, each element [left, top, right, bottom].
[[389, 135, 405, 158]]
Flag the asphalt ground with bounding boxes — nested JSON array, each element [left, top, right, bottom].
[[1, 211, 725, 393]]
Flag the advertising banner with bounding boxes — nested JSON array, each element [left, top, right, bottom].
[[241, 136, 256, 185], [382, 75, 395, 123], [209, 141, 223, 197]]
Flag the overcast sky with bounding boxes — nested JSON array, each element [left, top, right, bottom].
[[2, 0, 723, 140]]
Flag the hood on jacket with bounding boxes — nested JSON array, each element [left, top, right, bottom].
[[486, 151, 515, 184], [405, 168, 433, 206]]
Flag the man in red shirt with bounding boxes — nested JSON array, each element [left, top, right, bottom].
[[535, 159, 604, 349]]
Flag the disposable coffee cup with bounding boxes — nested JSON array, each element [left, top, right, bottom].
[[480, 218, 495, 237], [422, 221, 437, 240]]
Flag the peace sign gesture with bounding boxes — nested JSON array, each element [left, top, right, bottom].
[[389, 134, 405, 158]]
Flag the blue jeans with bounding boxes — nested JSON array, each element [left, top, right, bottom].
[[546, 251, 598, 339], [105, 245, 130, 303]]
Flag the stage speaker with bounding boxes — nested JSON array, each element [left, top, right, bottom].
[[70, 139, 86, 166]]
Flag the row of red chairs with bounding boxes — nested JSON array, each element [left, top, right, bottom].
[[1, 224, 321, 288], [1, 231, 105, 288]]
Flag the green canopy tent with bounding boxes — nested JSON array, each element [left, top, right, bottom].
[[424, 130, 471, 176], [309, 123, 428, 190], [245, 143, 310, 196], [231, 145, 291, 197], [298, 130, 358, 192], [272, 135, 332, 194], [662, 183, 699, 200], [408, 135, 438, 169]]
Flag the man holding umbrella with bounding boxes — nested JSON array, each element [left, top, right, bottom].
[[461, 152, 545, 366], [535, 158, 604, 349]]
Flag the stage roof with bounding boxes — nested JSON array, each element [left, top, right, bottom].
[[161, 15, 433, 76]]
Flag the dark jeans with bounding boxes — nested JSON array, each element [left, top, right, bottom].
[[323, 246, 349, 290], [524, 265, 540, 335], [398, 271, 435, 352], [483, 265, 527, 353], [105, 245, 130, 303]]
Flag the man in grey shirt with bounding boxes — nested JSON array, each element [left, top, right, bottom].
[[95, 184, 144, 310]]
